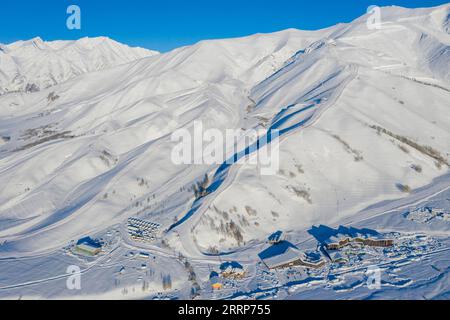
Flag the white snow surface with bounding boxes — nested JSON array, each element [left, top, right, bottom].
[[0, 36, 159, 95], [0, 4, 449, 299]]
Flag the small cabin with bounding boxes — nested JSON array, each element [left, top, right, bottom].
[[210, 272, 223, 290], [268, 231, 284, 245], [75, 237, 102, 256]]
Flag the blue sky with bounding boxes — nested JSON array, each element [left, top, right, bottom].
[[0, 0, 448, 52]]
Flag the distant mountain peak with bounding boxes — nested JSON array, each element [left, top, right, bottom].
[[0, 37, 159, 95]]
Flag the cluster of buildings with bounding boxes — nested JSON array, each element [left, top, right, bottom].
[[210, 262, 247, 290], [259, 232, 326, 271], [220, 263, 246, 279], [322, 234, 394, 264], [406, 206, 449, 224], [127, 217, 161, 243], [258, 229, 395, 270], [324, 235, 394, 250]]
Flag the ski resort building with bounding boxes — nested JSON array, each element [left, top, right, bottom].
[[324, 234, 394, 251], [138, 252, 151, 260], [220, 262, 246, 279], [75, 238, 102, 256], [210, 272, 223, 290], [268, 231, 284, 244], [260, 246, 326, 270], [127, 218, 161, 243]]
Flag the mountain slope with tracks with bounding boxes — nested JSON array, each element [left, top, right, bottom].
[[0, 4, 449, 280]]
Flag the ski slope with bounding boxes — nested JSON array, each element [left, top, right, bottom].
[[0, 4, 449, 299]]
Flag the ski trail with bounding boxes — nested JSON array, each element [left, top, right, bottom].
[[169, 65, 358, 258]]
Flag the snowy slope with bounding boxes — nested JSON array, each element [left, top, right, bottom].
[[186, 4, 450, 252], [0, 4, 449, 300], [0, 27, 329, 255], [0, 37, 159, 95]]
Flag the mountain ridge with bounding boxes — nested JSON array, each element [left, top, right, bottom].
[[0, 4, 449, 299], [0, 36, 159, 95]]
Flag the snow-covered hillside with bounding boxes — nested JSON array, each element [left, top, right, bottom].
[[0, 4, 449, 300], [0, 37, 159, 95], [190, 4, 450, 251]]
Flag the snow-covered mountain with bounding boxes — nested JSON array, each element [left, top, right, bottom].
[[0, 4, 449, 299], [0, 36, 159, 95], [189, 4, 450, 251]]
